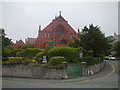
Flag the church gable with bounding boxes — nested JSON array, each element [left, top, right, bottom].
[[34, 12, 79, 48]]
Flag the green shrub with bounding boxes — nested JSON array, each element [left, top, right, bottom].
[[99, 54, 105, 62], [2, 57, 24, 65], [33, 57, 43, 63], [2, 47, 22, 57], [34, 52, 46, 63], [8, 57, 24, 60], [2, 59, 22, 65], [21, 59, 37, 65], [87, 50, 93, 56], [2, 59, 37, 65], [11, 49, 23, 57], [80, 56, 103, 66], [49, 56, 66, 66], [83, 57, 94, 66], [2, 61, 11, 65], [2, 57, 8, 61], [48, 47, 78, 63], [36, 52, 46, 58], [93, 57, 99, 64], [16, 48, 44, 59], [3, 47, 13, 57]]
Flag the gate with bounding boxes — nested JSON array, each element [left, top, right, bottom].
[[67, 64, 83, 77]]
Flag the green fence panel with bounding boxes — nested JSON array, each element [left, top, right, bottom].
[[67, 64, 82, 77]]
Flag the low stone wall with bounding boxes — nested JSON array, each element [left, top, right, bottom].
[[83, 62, 105, 75], [2, 62, 105, 79], [2, 64, 67, 79]]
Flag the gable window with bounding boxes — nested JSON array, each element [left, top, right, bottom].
[[56, 25, 64, 38], [44, 32, 47, 38], [48, 32, 50, 38], [44, 32, 51, 38], [70, 34, 75, 39], [70, 34, 73, 39]]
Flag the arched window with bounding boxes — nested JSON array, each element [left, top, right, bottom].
[[56, 25, 64, 38]]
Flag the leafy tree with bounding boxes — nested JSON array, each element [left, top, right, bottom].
[[114, 41, 120, 57], [16, 48, 44, 59], [80, 24, 111, 57], [68, 37, 80, 48], [0, 28, 13, 47]]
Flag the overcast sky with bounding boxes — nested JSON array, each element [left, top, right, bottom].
[[1, 2, 118, 43]]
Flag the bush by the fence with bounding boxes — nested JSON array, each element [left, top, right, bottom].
[[8, 57, 24, 60], [22, 59, 37, 65], [33, 57, 43, 64], [79, 56, 102, 66], [11, 49, 23, 57], [3, 47, 13, 57], [87, 50, 93, 57], [34, 52, 46, 63], [35, 52, 46, 58], [2, 59, 22, 65], [2, 57, 24, 65], [48, 47, 78, 63], [2, 59, 37, 65], [49, 56, 66, 66], [48, 56, 66, 69], [2, 57, 8, 61], [16, 48, 44, 59]]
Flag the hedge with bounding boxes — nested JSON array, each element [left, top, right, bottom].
[[8, 57, 24, 60], [48, 47, 78, 63], [48, 56, 66, 69], [2, 59, 37, 65], [35, 52, 46, 58], [49, 56, 66, 66], [16, 48, 44, 59], [2, 59, 22, 65], [21, 60, 37, 65]]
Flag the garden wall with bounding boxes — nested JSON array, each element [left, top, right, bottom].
[[83, 62, 105, 75], [2, 64, 67, 79], [2, 62, 105, 79]]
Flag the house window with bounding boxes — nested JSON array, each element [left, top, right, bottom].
[[44, 32, 50, 38], [70, 34, 75, 39], [48, 44, 52, 47], [70, 34, 73, 39], [48, 32, 50, 38], [44, 32, 47, 38], [56, 25, 64, 38]]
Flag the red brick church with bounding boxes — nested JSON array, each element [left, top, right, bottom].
[[13, 12, 79, 48]]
